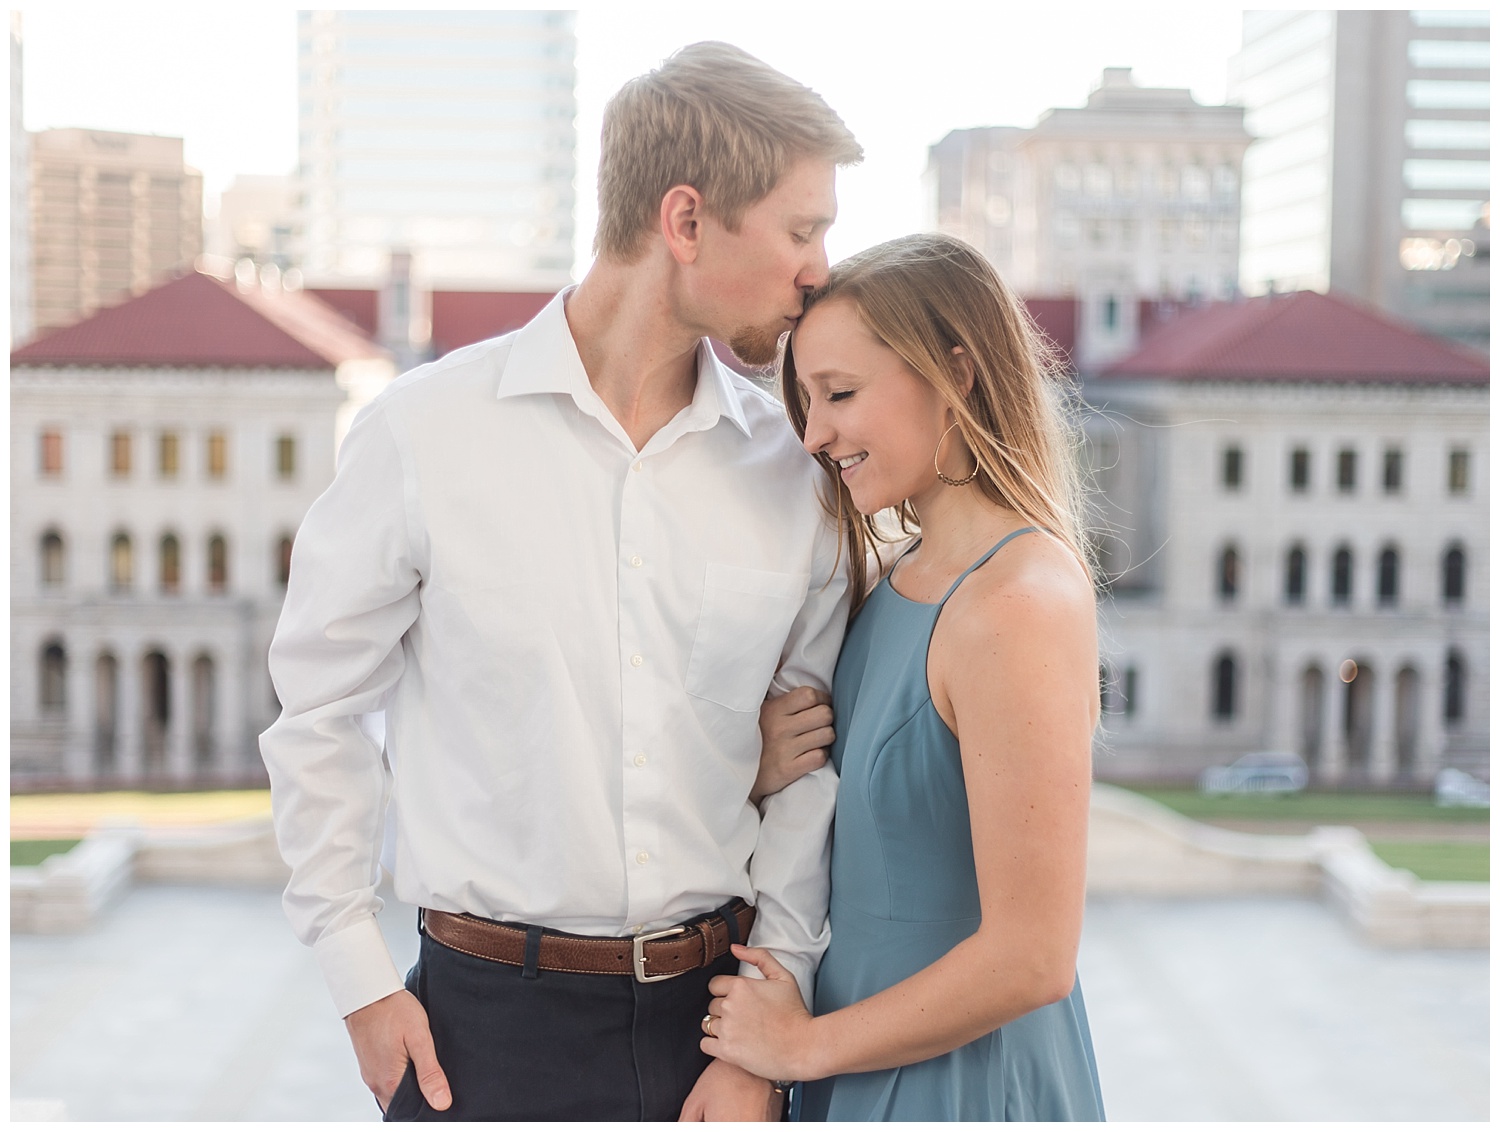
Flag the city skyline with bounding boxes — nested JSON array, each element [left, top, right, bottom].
[[18, 4, 1244, 276]]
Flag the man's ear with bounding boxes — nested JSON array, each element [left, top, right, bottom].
[[660, 184, 704, 266], [950, 346, 976, 397]]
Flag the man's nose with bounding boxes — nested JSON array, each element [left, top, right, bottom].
[[798, 240, 831, 292]]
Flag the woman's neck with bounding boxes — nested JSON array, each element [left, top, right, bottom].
[[906, 483, 1026, 576]]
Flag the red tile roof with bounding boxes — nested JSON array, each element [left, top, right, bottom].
[[12, 271, 387, 370], [1101, 290, 1488, 385], [1022, 298, 1078, 368], [307, 288, 380, 338], [430, 290, 554, 356]]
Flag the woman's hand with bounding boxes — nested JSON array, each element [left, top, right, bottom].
[[701, 945, 821, 1082], [752, 687, 834, 804]]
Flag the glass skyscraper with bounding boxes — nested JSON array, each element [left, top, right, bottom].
[[296, 10, 576, 290], [1230, 9, 1489, 351]]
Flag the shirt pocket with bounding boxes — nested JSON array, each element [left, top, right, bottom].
[[685, 563, 810, 713]]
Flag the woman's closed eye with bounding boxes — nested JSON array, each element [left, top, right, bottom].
[[828, 389, 855, 403]]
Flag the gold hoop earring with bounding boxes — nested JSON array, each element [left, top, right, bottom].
[[934, 421, 978, 487]]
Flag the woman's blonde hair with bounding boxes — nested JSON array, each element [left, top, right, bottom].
[[781, 233, 1093, 615], [594, 42, 862, 262]]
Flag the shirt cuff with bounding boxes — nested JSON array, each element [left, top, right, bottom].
[[313, 915, 407, 1018], [738, 949, 817, 1013]]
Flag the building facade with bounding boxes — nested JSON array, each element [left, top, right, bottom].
[[1230, 9, 1490, 351], [11, 12, 32, 346], [927, 68, 1251, 368], [29, 129, 204, 337], [10, 270, 392, 789], [296, 9, 576, 290], [1086, 290, 1488, 786]]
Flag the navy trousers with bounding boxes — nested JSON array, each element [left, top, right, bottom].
[[383, 921, 738, 1121]]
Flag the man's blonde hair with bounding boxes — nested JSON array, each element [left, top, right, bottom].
[[594, 42, 863, 262]]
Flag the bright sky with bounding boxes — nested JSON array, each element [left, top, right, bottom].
[[19, 4, 1244, 278]]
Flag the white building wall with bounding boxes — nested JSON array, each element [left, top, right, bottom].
[[11, 366, 345, 786], [1091, 380, 1488, 785]]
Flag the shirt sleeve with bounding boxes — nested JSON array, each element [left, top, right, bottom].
[[743, 509, 851, 1009], [259, 399, 425, 1018]]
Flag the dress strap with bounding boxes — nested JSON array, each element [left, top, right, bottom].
[[937, 527, 1039, 606]]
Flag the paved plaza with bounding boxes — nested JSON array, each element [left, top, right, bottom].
[[11, 883, 1489, 1122]]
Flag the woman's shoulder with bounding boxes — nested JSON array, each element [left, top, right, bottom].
[[941, 530, 1095, 653]]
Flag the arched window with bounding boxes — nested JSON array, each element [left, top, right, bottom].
[[1443, 543, 1466, 605], [142, 649, 171, 773], [1331, 545, 1353, 606], [277, 534, 294, 588], [1444, 650, 1466, 727], [110, 531, 133, 592], [40, 529, 65, 587], [40, 640, 68, 713], [1212, 651, 1237, 721], [1123, 666, 1138, 719], [1376, 545, 1400, 607], [1284, 544, 1307, 604], [159, 532, 181, 594], [1218, 544, 1240, 601], [207, 534, 228, 593]]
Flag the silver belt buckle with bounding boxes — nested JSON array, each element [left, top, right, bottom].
[[632, 924, 688, 983]]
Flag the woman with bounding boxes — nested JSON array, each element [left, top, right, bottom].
[[704, 233, 1105, 1121]]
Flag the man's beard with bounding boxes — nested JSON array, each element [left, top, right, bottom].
[[726, 323, 786, 369]]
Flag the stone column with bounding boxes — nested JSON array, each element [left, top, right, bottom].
[[116, 644, 144, 784], [1319, 660, 1346, 785], [1368, 663, 1397, 785], [166, 646, 194, 784]]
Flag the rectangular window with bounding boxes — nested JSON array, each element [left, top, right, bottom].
[[1408, 39, 1490, 69], [1123, 667, 1137, 719], [1402, 159, 1490, 191], [110, 431, 132, 477], [1336, 448, 1357, 492], [1449, 447, 1471, 494], [1383, 448, 1403, 494], [1411, 9, 1490, 28], [1405, 118, 1491, 150], [1403, 198, 1488, 231], [276, 434, 297, 480], [159, 431, 180, 478], [39, 429, 63, 477], [1289, 447, 1310, 492], [1222, 445, 1244, 490], [206, 431, 227, 480], [1406, 80, 1490, 111]]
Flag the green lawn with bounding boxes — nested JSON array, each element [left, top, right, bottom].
[[1369, 841, 1490, 883], [11, 839, 82, 867], [1128, 788, 1490, 825]]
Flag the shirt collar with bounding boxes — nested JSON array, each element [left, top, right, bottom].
[[497, 288, 754, 441]]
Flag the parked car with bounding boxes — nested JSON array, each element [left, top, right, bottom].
[[1199, 751, 1310, 795], [1434, 768, 1489, 808]]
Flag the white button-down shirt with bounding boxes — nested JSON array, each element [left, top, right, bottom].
[[261, 291, 849, 1017]]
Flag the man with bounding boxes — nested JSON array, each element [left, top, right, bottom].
[[260, 42, 861, 1121]]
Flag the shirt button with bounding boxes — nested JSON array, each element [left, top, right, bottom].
[[636, 850, 650, 865], [629, 555, 643, 568], [634, 753, 648, 767], [632, 461, 643, 472], [630, 654, 643, 667]]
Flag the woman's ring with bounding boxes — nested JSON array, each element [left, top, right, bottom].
[[701, 1012, 716, 1038]]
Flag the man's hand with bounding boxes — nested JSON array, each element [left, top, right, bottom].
[[678, 1057, 781, 1121], [753, 687, 834, 804], [344, 989, 452, 1114]]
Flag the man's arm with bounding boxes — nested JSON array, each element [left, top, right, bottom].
[[742, 515, 850, 1006], [260, 398, 450, 1110]]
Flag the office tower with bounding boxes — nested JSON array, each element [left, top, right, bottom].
[[11, 13, 31, 345], [1230, 10, 1490, 350], [29, 129, 203, 335], [928, 68, 1251, 367], [297, 10, 576, 291]]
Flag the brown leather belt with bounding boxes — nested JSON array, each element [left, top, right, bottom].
[[421, 899, 755, 983]]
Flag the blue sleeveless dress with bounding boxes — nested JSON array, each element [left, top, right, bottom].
[[794, 529, 1105, 1122]]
